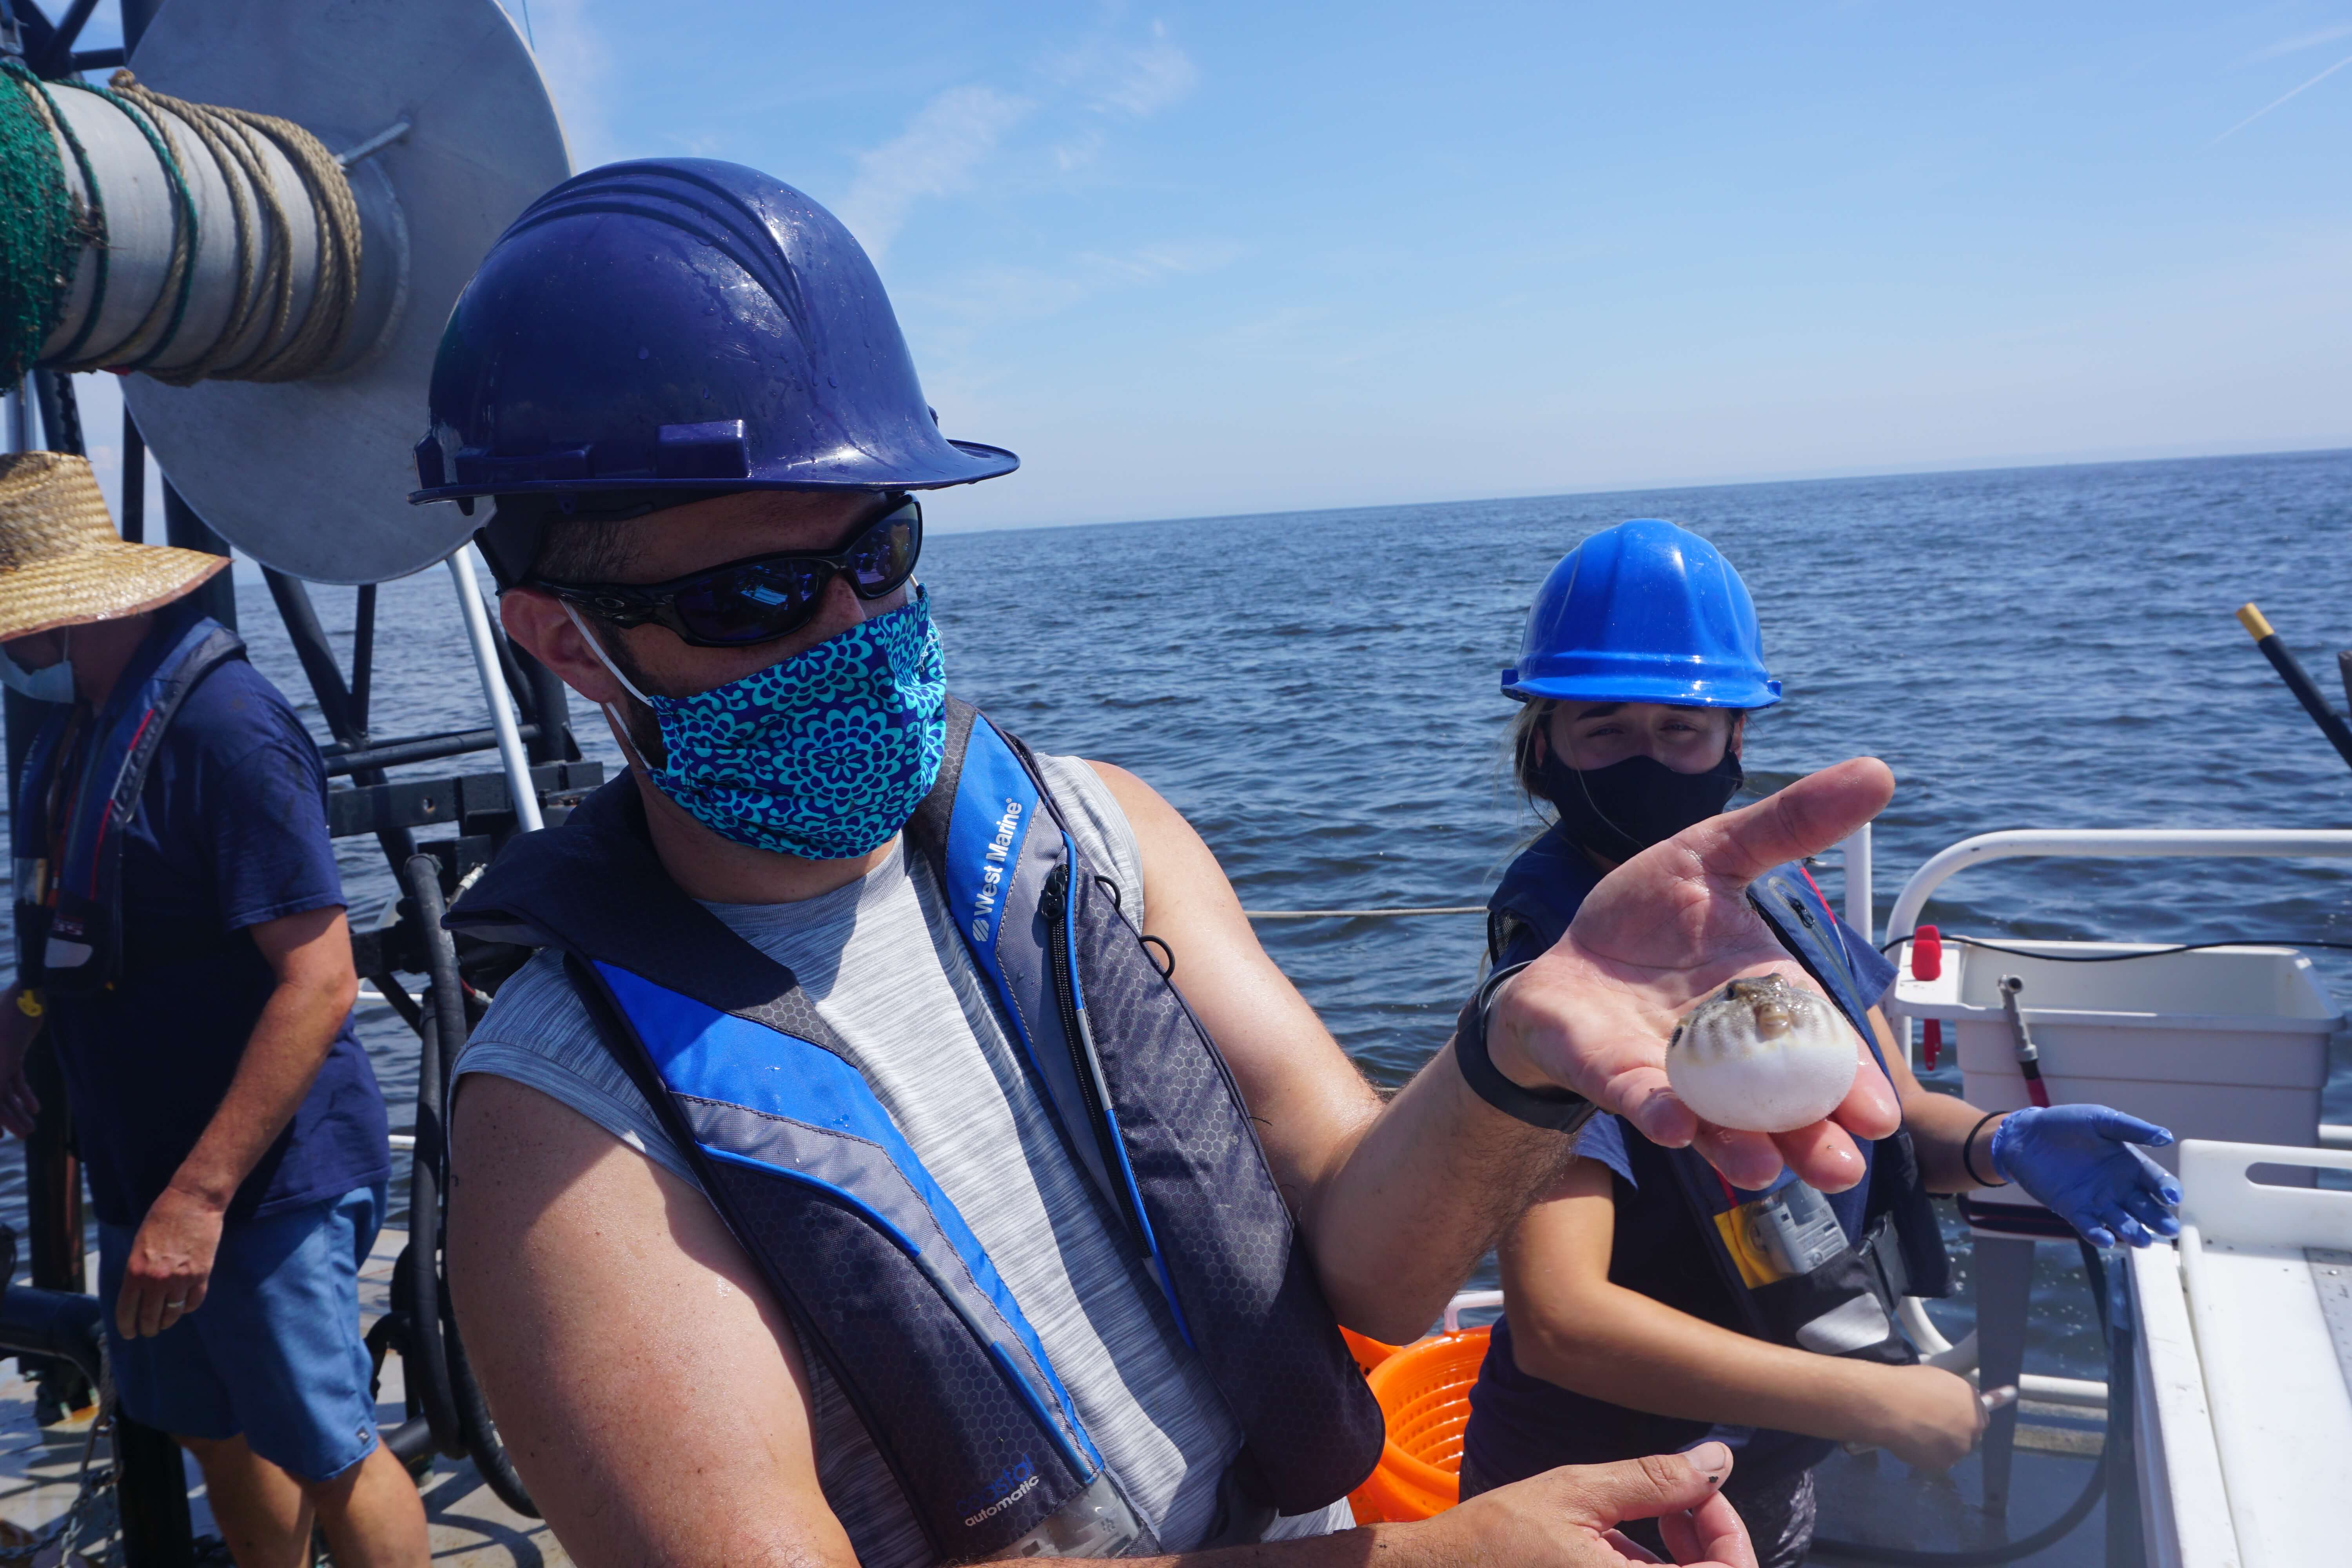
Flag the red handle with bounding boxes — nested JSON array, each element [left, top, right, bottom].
[[1922, 1018, 1942, 1071]]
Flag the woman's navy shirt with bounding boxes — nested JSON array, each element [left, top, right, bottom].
[[42, 651, 389, 1228], [1462, 848, 1896, 1488]]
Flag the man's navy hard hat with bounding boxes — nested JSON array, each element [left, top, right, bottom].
[[1503, 519, 1782, 709], [408, 159, 1016, 507]]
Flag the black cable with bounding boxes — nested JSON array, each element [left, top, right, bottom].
[[1877, 931, 2352, 962], [1809, 1242, 2114, 1566]]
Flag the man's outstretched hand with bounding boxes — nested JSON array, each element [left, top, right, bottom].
[[1426, 1443, 1757, 1568], [1488, 757, 1905, 1191]]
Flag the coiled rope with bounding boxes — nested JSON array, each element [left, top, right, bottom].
[[106, 71, 363, 382], [0, 62, 362, 386]]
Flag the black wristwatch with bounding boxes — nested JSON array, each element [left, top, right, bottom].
[[1454, 962, 1595, 1134]]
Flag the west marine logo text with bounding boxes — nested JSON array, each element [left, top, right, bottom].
[[968, 798, 1024, 944], [958, 1454, 1040, 1528]]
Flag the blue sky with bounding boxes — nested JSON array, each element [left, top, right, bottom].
[[66, 2, 2352, 534]]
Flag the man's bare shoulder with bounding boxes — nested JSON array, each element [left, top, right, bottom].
[[1079, 757, 1166, 818], [446, 1075, 855, 1566]]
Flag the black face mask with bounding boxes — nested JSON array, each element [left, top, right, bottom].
[[1534, 742, 1745, 865]]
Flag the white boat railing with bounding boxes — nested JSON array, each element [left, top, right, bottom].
[[1858, 825, 2352, 1399], [1883, 827, 2352, 944]]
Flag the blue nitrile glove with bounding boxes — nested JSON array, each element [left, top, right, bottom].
[[1990, 1105, 2182, 1248]]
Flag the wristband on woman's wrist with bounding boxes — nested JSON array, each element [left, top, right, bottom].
[[1962, 1111, 2007, 1187], [1454, 963, 1595, 1134]]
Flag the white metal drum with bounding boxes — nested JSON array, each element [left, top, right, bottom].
[[102, 0, 571, 584]]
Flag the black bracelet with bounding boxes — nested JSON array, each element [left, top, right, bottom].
[[1962, 1111, 2006, 1187], [1454, 963, 1595, 1134]]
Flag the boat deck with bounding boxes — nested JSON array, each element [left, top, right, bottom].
[[0, 1227, 566, 1566], [0, 1228, 2119, 1566], [1806, 1426, 2112, 1566]]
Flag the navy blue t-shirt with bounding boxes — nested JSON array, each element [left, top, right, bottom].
[[1465, 906, 1896, 1488], [42, 652, 389, 1228]]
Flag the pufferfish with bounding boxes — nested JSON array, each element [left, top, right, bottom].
[[1666, 974, 1860, 1133]]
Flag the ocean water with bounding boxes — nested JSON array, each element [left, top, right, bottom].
[[3, 448, 2348, 1549]]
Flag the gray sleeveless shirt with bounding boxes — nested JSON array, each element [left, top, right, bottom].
[[454, 755, 1352, 1564]]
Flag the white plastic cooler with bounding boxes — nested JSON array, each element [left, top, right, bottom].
[[1885, 939, 2337, 1182]]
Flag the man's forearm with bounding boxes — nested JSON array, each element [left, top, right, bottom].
[[1303, 1034, 1579, 1344], [166, 973, 352, 1210]]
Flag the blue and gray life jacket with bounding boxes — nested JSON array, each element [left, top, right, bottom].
[[1488, 827, 1950, 1363], [10, 610, 245, 999], [446, 698, 1385, 1560]]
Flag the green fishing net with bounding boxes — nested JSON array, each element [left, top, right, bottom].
[[0, 62, 77, 386]]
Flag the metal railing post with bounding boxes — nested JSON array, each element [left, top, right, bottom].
[[446, 545, 544, 833], [1836, 822, 1872, 946]]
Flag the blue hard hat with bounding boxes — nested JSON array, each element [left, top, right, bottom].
[[409, 159, 1015, 506], [1502, 519, 1781, 709]]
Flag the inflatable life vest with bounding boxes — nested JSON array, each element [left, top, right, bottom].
[[446, 699, 1385, 1561], [10, 609, 245, 1000], [1487, 827, 1950, 1363]]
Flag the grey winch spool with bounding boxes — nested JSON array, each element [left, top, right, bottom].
[[79, 0, 569, 584]]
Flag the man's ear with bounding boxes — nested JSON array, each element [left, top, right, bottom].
[[500, 589, 629, 708], [1729, 710, 1748, 759]]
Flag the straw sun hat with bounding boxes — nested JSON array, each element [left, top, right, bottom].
[[0, 452, 225, 643]]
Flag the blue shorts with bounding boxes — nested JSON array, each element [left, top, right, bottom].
[[100, 1185, 385, 1483]]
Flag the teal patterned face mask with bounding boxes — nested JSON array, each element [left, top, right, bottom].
[[570, 588, 946, 859]]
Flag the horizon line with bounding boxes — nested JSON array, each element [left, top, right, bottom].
[[929, 438, 2352, 538]]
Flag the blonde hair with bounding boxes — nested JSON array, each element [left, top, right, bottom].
[[1508, 699, 1557, 815]]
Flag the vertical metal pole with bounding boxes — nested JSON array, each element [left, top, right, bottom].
[[31, 372, 79, 459], [447, 546, 544, 832], [3, 377, 50, 795], [21, 1045, 82, 1293], [1974, 1234, 2036, 1524], [112, 1415, 195, 1567], [1838, 822, 1873, 947], [120, 409, 145, 544], [160, 483, 236, 632], [350, 584, 376, 737], [3, 380, 30, 450], [261, 570, 361, 744]]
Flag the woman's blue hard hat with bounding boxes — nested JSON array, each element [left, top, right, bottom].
[[409, 159, 1015, 506], [1502, 519, 1782, 709]]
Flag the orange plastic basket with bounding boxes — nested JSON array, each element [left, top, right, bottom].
[[1341, 1326, 1401, 1375], [1347, 1327, 1488, 1524]]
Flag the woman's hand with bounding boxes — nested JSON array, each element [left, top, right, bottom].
[[1862, 1365, 1989, 1472], [1421, 1443, 1757, 1568], [1487, 758, 1903, 1192], [1991, 1105, 2181, 1247]]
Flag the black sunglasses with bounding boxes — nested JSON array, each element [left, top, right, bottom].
[[535, 497, 922, 648]]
